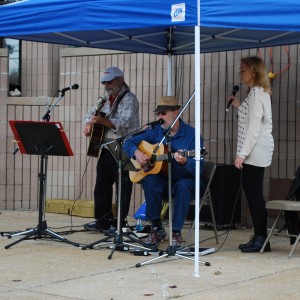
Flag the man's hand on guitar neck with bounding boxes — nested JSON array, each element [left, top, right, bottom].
[[174, 150, 188, 166]]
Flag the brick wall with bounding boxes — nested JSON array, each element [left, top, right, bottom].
[[1, 43, 300, 226]]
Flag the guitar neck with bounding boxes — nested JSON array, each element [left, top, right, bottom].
[[155, 150, 195, 162]]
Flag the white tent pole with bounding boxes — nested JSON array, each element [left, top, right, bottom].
[[167, 53, 172, 95], [194, 2, 201, 278]]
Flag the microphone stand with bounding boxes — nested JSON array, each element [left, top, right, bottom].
[[12, 91, 66, 155], [42, 91, 66, 121], [81, 137, 157, 258], [135, 91, 210, 268]]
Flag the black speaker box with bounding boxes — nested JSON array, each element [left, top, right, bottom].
[[199, 164, 241, 229]]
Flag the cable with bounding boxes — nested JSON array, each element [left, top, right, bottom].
[[68, 156, 92, 228], [209, 169, 242, 253]]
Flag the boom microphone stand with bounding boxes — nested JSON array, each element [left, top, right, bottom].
[[82, 138, 157, 259], [135, 92, 210, 268]]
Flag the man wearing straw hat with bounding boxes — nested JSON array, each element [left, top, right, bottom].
[[124, 96, 205, 248]]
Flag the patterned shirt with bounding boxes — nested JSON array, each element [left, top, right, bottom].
[[84, 85, 140, 141], [237, 86, 274, 167]]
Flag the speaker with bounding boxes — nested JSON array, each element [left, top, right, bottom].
[[200, 164, 241, 229]]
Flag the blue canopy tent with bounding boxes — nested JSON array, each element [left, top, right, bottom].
[[1, 0, 300, 54], [1, 0, 300, 276]]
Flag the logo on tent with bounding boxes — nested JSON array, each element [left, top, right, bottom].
[[2, 0, 28, 6], [171, 3, 185, 22]]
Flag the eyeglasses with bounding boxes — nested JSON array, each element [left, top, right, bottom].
[[155, 111, 168, 116], [101, 80, 114, 85]]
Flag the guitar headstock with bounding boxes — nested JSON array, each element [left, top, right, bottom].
[[95, 96, 107, 115], [98, 96, 107, 108]]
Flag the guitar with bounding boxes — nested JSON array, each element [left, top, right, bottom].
[[87, 97, 107, 158], [129, 141, 195, 183]]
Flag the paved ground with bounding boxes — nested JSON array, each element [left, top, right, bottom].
[[0, 210, 299, 300]]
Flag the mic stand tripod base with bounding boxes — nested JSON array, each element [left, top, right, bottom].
[[135, 245, 211, 268], [3, 220, 80, 249], [81, 228, 158, 255]]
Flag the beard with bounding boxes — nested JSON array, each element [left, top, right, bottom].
[[161, 122, 169, 130], [105, 86, 121, 96]]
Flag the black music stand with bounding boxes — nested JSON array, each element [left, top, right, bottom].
[[2, 121, 80, 249], [82, 138, 157, 258]]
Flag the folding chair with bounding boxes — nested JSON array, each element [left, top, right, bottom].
[[260, 200, 300, 257], [185, 161, 219, 246], [261, 166, 300, 257]]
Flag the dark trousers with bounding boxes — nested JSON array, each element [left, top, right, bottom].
[[141, 174, 204, 232], [241, 164, 267, 236], [94, 148, 132, 224]]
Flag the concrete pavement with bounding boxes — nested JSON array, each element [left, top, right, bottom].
[[0, 210, 299, 300]]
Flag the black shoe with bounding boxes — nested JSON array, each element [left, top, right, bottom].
[[102, 226, 117, 236], [238, 235, 255, 250], [102, 220, 128, 236], [83, 221, 111, 232], [241, 235, 271, 253]]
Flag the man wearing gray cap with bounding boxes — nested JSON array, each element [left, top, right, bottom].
[[83, 67, 140, 233]]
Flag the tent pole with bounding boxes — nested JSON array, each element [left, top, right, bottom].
[[194, 24, 201, 278], [167, 53, 172, 95]]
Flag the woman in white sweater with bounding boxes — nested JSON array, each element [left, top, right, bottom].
[[230, 56, 274, 253]]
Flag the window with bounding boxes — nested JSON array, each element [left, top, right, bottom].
[[0, 2, 22, 95], [3, 38, 21, 96]]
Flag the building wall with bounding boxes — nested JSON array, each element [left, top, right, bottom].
[[1, 42, 300, 225]]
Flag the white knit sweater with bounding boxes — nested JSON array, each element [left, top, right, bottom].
[[237, 86, 274, 167]]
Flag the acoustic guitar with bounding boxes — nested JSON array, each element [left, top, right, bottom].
[[129, 140, 195, 183], [87, 97, 107, 158]]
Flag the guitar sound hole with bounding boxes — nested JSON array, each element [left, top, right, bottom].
[[143, 165, 154, 173]]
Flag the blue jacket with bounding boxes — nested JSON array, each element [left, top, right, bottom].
[[123, 119, 204, 181]]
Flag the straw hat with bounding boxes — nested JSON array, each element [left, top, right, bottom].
[[154, 96, 181, 112]]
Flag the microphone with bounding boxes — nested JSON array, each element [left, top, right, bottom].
[[60, 84, 79, 93], [146, 119, 165, 126], [226, 85, 240, 111]]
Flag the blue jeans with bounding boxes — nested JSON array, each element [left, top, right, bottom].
[[141, 174, 196, 232]]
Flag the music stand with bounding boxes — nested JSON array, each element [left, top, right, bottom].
[[3, 121, 80, 249], [82, 138, 157, 258], [106, 139, 137, 171]]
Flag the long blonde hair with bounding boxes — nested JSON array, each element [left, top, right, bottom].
[[241, 56, 272, 95]]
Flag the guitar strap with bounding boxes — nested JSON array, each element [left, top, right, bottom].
[[100, 89, 130, 155], [106, 89, 129, 118], [87, 89, 129, 158]]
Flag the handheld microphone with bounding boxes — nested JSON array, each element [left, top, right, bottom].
[[60, 84, 79, 93], [146, 119, 165, 126], [226, 85, 239, 111]]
